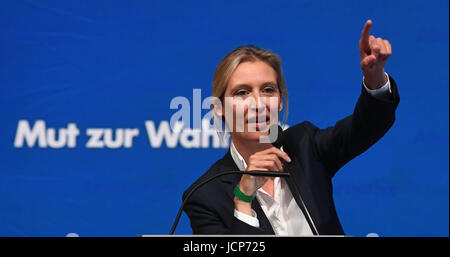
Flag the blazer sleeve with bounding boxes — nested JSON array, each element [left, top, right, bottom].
[[308, 75, 400, 178]]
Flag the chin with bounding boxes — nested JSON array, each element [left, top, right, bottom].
[[235, 129, 270, 143]]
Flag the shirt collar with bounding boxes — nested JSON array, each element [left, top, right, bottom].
[[230, 141, 247, 171]]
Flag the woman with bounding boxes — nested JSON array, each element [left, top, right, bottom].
[[183, 20, 400, 235]]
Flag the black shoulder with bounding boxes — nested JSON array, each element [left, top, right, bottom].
[[284, 121, 319, 140]]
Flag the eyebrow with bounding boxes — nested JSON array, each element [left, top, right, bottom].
[[231, 81, 278, 90], [261, 81, 278, 87]]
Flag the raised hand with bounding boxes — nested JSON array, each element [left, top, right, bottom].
[[359, 20, 392, 89]]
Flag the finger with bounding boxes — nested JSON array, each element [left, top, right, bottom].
[[256, 161, 279, 171], [269, 147, 292, 163], [360, 20, 372, 46], [252, 154, 283, 171], [258, 147, 292, 163], [377, 38, 387, 57], [384, 39, 392, 57], [265, 154, 283, 171], [364, 35, 376, 55], [369, 35, 376, 46], [260, 154, 283, 171], [370, 37, 380, 58], [245, 166, 268, 172]]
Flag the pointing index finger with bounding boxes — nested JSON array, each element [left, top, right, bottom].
[[360, 20, 372, 43]]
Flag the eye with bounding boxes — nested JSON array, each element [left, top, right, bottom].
[[262, 86, 277, 94], [234, 90, 248, 96]]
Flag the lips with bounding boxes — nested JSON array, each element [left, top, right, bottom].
[[246, 116, 271, 131], [247, 116, 270, 124]]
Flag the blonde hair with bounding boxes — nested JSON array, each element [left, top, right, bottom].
[[212, 45, 289, 129]]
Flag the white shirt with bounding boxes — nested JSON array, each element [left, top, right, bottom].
[[231, 74, 392, 236]]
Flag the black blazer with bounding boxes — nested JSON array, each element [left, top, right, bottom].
[[183, 76, 400, 235]]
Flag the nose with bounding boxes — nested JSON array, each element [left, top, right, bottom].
[[249, 95, 266, 114]]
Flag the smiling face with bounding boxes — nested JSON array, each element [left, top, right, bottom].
[[221, 60, 283, 142]]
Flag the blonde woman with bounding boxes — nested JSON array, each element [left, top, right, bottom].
[[183, 20, 399, 235]]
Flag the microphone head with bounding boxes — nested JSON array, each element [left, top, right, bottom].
[[269, 124, 284, 148]]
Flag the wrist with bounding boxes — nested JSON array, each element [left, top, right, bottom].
[[239, 175, 257, 196], [234, 184, 255, 202], [234, 196, 253, 216], [364, 70, 388, 90]]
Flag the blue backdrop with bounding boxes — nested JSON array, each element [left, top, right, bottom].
[[0, 0, 448, 237]]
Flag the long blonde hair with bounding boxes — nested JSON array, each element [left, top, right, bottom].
[[212, 45, 289, 129]]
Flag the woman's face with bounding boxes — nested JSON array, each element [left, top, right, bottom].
[[221, 60, 283, 142]]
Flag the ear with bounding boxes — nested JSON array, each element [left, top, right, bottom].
[[212, 103, 224, 121], [278, 99, 283, 112]]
